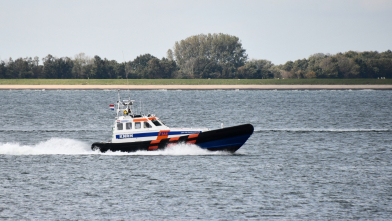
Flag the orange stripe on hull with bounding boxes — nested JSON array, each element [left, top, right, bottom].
[[157, 130, 170, 140], [148, 146, 158, 150], [188, 133, 199, 139], [150, 140, 161, 144], [169, 137, 180, 141], [186, 140, 197, 144]]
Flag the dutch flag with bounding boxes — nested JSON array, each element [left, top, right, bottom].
[[109, 105, 115, 110]]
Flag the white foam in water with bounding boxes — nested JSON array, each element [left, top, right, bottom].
[[0, 138, 230, 156], [0, 138, 92, 155]]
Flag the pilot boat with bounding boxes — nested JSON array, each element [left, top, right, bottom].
[[91, 91, 254, 153]]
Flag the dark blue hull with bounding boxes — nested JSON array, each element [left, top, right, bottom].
[[197, 134, 252, 151], [92, 124, 254, 153]]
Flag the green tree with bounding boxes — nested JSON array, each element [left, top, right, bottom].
[[158, 58, 176, 79], [147, 58, 161, 78], [113, 61, 126, 79], [57, 57, 74, 78], [7, 57, 33, 78], [367, 58, 392, 78], [337, 56, 359, 78], [166, 49, 174, 61], [282, 61, 294, 72], [91, 56, 107, 79], [42, 55, 58, 78], [318, 57, 339, 78], [202, 61, 221, 78], [31, 56, 43, 78], [129, 54, 157, 78], [236, 59, 275, 79], [72, 53, 92, 79], [0, 60, 5, 78], [4, 58, 16, 78], [173, 33, 248, 78]]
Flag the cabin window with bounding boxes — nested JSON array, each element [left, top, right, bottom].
[[151, 119, 162, 126], [117, 123, 123, 130], [159, 120, 166, 126], [144, 122, 152, 128], [126, 122, 132, 130], [135, 122, 141, 129]]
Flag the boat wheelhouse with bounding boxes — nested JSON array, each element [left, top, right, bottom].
[[111, 95, 208, 144]]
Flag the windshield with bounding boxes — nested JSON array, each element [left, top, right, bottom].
[[151, 119, 162, 126]]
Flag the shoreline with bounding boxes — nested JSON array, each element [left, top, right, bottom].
[[1, 85, 392, 90]]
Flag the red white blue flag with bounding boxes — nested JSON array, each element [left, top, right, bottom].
[[109, 105, 115, 110]]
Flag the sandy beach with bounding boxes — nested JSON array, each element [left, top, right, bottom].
[[0, 85, 392, 90]]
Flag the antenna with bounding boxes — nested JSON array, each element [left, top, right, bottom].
[[117, 90, 121, 118], [122, 51, 131, 100]]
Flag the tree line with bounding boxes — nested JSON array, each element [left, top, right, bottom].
[[1, 33, 391, 79]]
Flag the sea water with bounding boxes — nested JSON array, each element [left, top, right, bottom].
[[0, 89, 391, 220]]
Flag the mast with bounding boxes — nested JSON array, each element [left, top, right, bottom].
[[117, 90, 121, 118], [123, 51, 131, 103]]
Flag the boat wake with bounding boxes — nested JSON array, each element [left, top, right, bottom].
[[0, 138, 92, 155], [0, 138, 231, 156]]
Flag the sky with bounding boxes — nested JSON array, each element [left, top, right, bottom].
[[1, 0, 391, 65]]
